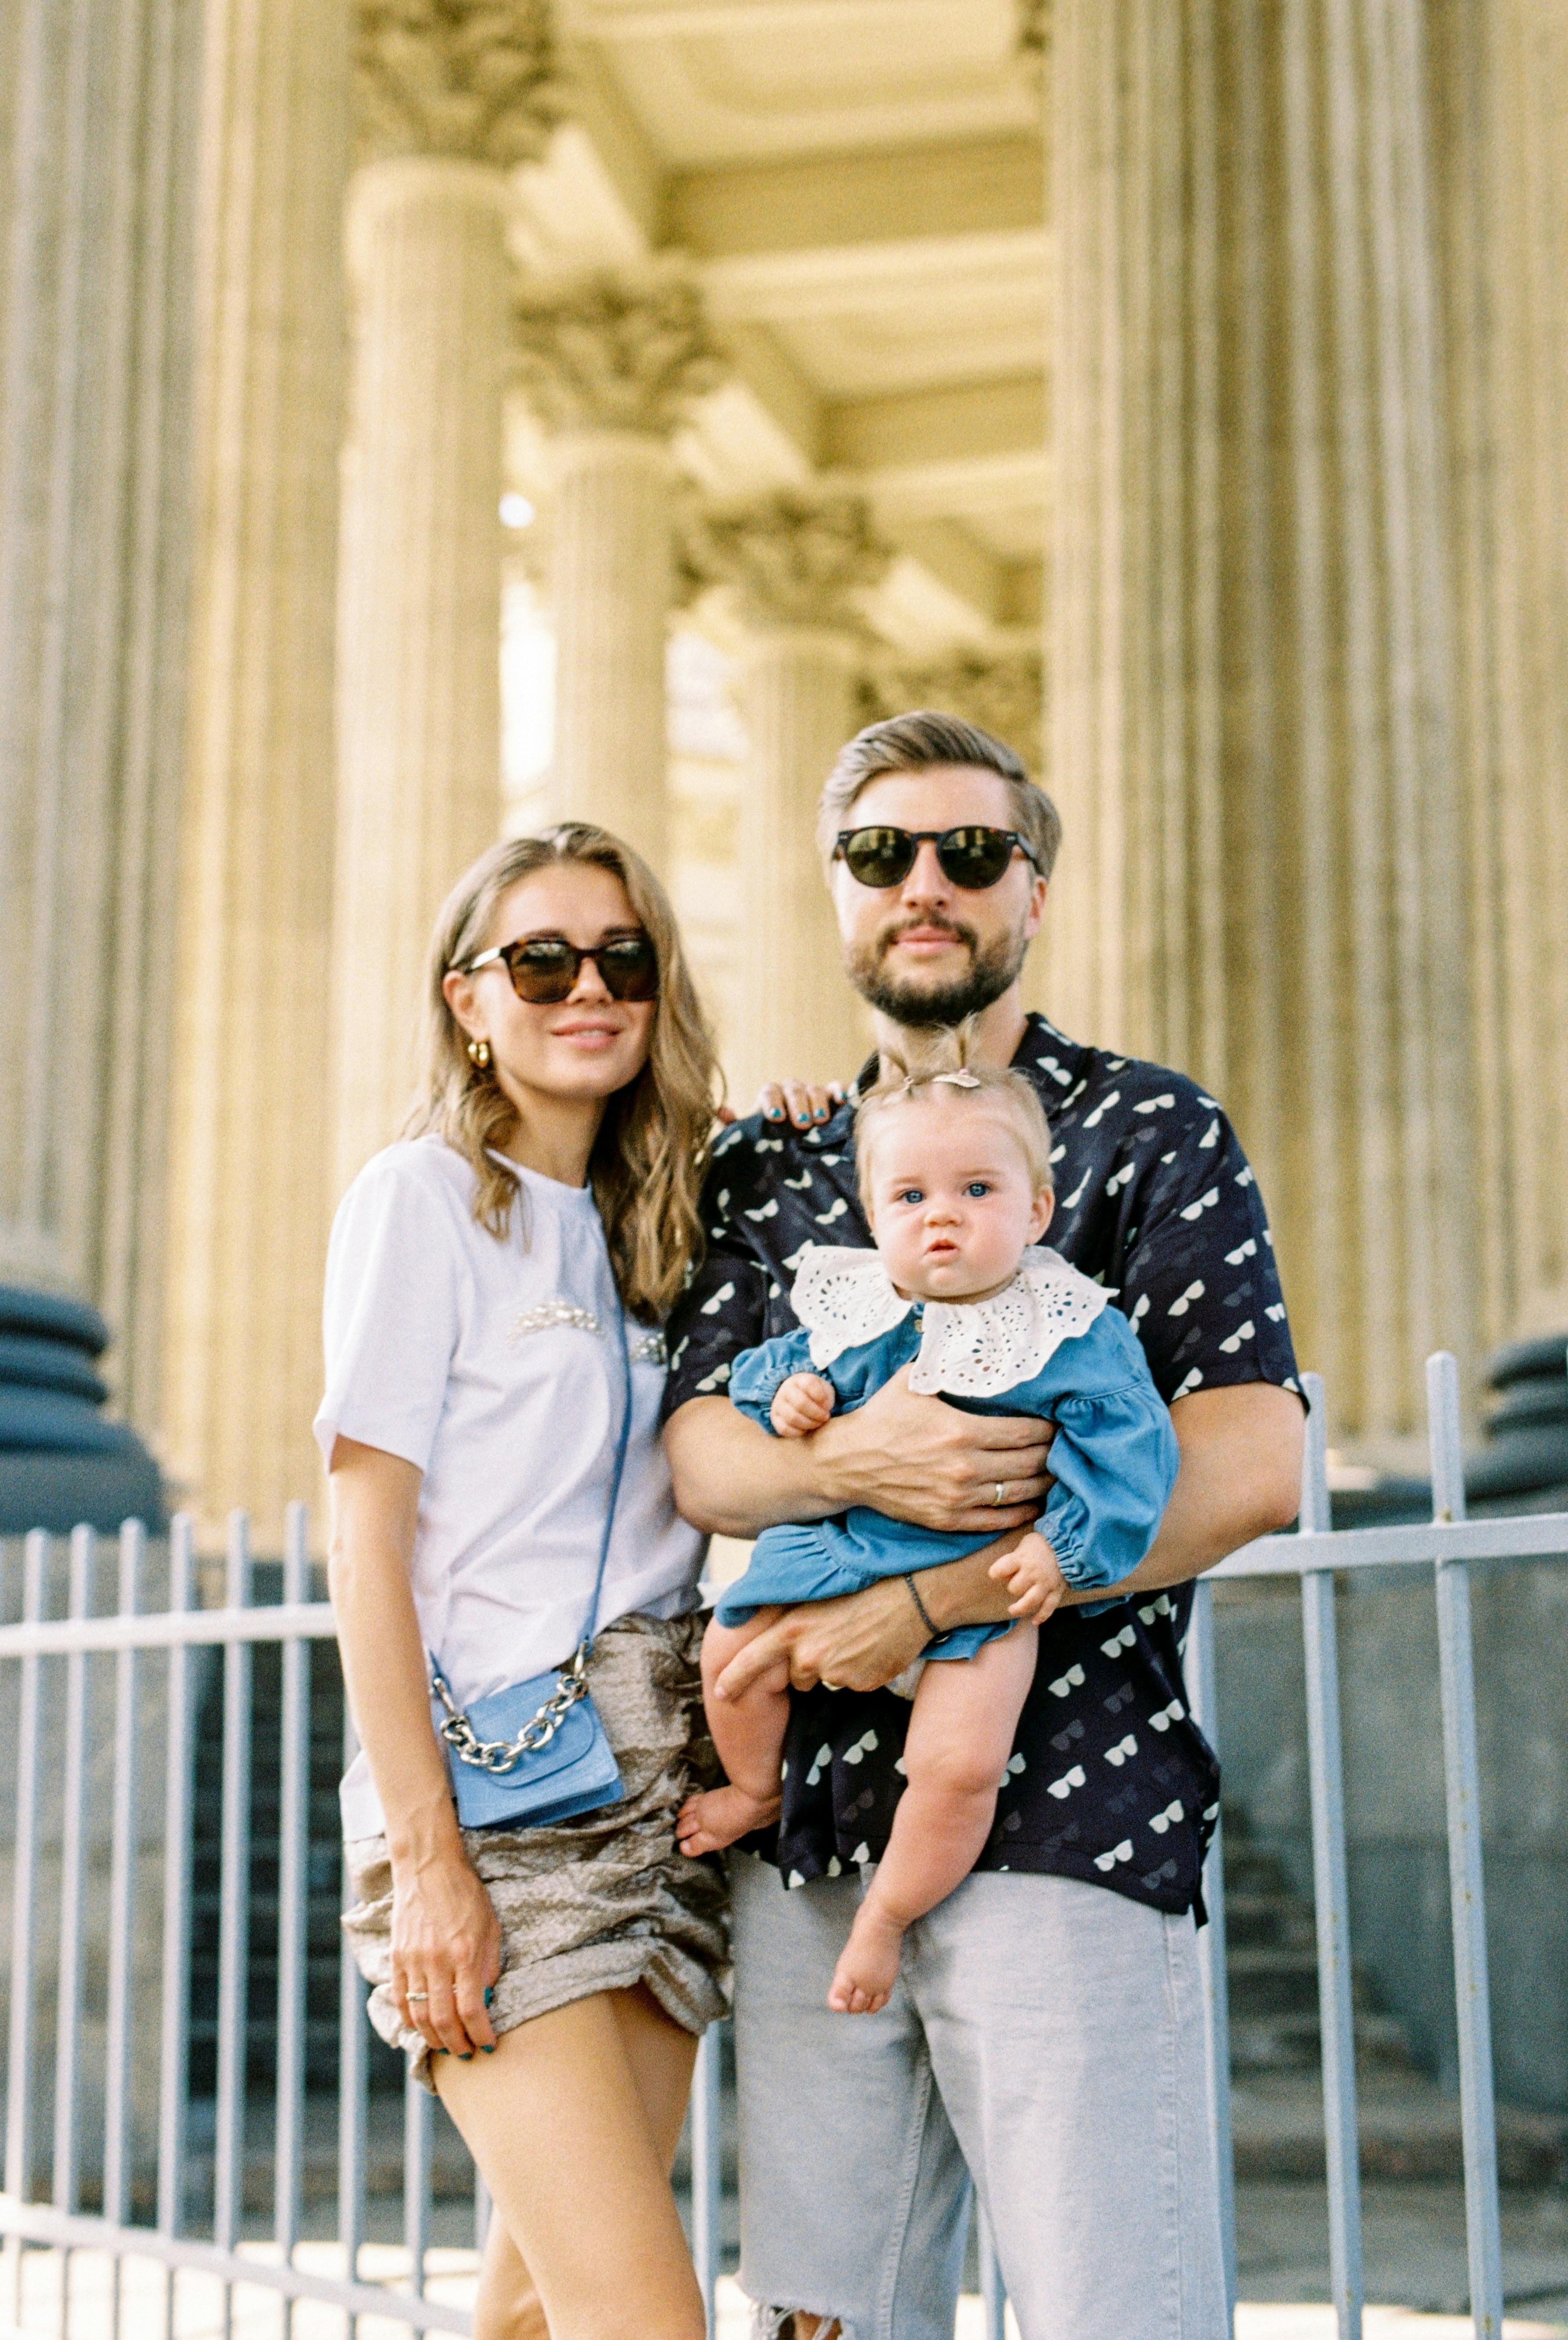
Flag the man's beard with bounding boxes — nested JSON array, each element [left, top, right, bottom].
[[845, 915, 1029, 1028]]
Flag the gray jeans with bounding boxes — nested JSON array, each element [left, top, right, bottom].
[[731, 1852, 1226, 2340]]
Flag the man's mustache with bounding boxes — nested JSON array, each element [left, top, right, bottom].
[[875, 916, 978, 957]]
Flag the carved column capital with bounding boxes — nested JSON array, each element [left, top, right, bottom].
[[864, 643, 1044, 775], [513, 268, 726, 438], [678, 489, 893, 638], [355, 0, 562, 170]]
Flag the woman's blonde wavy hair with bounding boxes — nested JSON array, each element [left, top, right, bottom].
[[405, 824, 722, 1320]]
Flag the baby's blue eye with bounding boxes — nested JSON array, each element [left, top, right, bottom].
[[965, 1181, 991, 1198], [897, 1187, 924, 1205]]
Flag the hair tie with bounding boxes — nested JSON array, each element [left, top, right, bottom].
[[931, 1069, 981, 1089]]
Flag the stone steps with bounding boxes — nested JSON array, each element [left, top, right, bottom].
[[1220, 1810, 1568, 2184]]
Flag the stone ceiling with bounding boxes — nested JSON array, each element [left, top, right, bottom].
[[503, 0, 1046, 657]]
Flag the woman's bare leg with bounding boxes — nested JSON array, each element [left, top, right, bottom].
[[436, 1987, 706, 2340], [829, 1628, 1039, 2015], [677, 1613, 788, 1854]]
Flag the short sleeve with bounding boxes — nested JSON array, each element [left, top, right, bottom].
[[1113, 1096, 1300, 1406], [661, 1139, 772, 1418], [314, 1153, 466, 1473]]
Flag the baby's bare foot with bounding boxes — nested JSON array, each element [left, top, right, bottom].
[[676, 1785, 781, 1856], [828, 1902, 906, 2014]]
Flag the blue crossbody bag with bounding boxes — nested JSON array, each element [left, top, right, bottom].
[[428, 1299, 633, 1831]]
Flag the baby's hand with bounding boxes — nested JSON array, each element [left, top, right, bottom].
[[770, 1372, 836, 1437], [989, 1530, 1067, 1622]]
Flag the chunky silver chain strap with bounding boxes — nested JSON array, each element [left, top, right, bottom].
[[430, 1649, 589, 1775]]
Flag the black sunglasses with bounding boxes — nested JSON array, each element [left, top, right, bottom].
[[833, 825, 1041, 892], [462, 931, 660, 1005]]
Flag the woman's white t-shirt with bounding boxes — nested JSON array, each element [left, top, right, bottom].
[[315, 1134, 707, 1840]]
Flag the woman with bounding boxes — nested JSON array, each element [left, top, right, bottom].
[[319, 824, 726, 2340]]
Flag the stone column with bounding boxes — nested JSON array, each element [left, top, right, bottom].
[[681, 491, 891, 1107], [0, 0, 202, 1430], [1427, 0, 1568, 1345], [514, 270, 725, 873], [330, 1, 560, 1195], [160, 0, 349, 1543], [1044, 0, 1477, 1445]]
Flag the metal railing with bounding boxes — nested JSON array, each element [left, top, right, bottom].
[[0, 1350, 1562, 2340]]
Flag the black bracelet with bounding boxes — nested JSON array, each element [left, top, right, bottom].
[[902, 1572, 938, 1643]]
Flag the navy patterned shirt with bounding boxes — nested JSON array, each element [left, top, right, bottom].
[[662, 1014, 1302, 1916]]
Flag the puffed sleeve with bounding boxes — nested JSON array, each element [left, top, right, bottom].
[[1039, 1382, 1180, 1593], [313, 1151, 466, 1474], [729, 1329, 818, 1431]]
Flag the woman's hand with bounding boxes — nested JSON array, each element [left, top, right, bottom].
[[755, 1078, 847, 1129], [329, 1437, 502, 2061], [390, 1842, 502, 2060]]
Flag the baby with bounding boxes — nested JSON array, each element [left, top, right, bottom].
[[677, 1025, 1180, 2016]]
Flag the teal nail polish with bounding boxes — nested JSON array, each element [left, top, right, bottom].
[[484, 1987, 494, 2006], [481, 2043, 497, 2053], [767, 1107, 784, 1120], [459, 2052, 473, 2061]]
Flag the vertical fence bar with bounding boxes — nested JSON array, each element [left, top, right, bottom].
[[54, 1527, 97, 2227], [338, 1707, 368, 2321], [275, 1504, 312, 2315], [976, 2202, 1006, 2340], [5, 1531, 48, 2321], [1185, 1574, 1236, 2328], [158, 1518, 197, 2340], [403, 2070, 432, 2300], [214, 1514, 253, 2329], [1428, 1352, 1504, 2340], [1297, 1372, 1364, 2340], [690, 2020, 723, 2329], [104, 1521, 146, 2340]]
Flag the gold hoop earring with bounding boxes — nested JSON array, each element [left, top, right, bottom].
[[466, 1037, 492, 1070]]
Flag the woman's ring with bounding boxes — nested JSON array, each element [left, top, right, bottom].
[[994, 1481, 1007, 1508], [821, 1679, 843, 1692], [406, 1991, 429, 2003]]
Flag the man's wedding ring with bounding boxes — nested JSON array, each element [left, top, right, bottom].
[[821, 1679, 843, 1692], [407, 1990, 429, 2002], [994, 1481, 1007, 1508]]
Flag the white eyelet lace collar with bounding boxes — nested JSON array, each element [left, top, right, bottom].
[[791, 1244, 1110, 1397]]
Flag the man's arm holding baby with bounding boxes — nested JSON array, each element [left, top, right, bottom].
[[665, 1363, 1056, 1541], [668, 1379, 1304, 1702]]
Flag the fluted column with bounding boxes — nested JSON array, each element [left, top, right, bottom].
[[1428, 0, 1568, 1344], [682, 492, 892, 1105], [1045, 0, 1476, 1444], [331, 3, 560, 1194], [515, 270, 725, 872], [161, 0, 349, 1543], [0, 0, 201, 1429]]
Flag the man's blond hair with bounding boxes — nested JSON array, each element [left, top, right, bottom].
[[816, 709, 1062, 879], [854, 1019, 1054, 1215]]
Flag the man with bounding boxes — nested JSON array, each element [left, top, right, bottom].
[[663, 712, 1304, 2340]]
